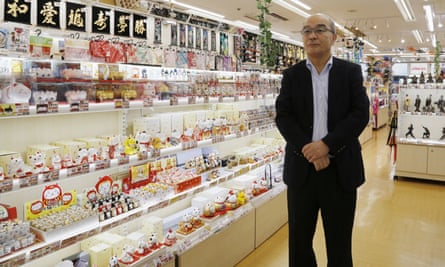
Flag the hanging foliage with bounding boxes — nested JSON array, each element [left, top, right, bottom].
[[434, 41, 442, 80], [256, 0, 276, 67]]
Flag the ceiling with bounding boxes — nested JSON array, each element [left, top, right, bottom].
[[159, 0, 445, 58]]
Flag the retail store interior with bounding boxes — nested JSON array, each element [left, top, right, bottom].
[[0, 0, 444, 266]]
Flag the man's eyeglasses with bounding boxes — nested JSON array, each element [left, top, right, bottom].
[[301, 27, 334, 36]]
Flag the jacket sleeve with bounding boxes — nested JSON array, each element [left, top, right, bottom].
[[322, 62, 370, 155], [275, 67, 312, 155]]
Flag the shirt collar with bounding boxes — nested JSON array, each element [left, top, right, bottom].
[[306, 56, 334, 72]]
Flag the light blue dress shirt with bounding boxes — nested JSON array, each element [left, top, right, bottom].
[[306, 57, 333, 141]]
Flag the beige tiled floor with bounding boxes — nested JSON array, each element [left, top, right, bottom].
[[236, 127, 445, 267]]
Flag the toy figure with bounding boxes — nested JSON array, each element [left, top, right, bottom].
[[403, 94, 411, 112], [427, 73, 434, 83], [419, 72, 425, 84], [405, 124, 415, 139], [422, 126, 430, 139], [423, 94, 434, 113], [435, 95, 445, 113], [414, 95, 421, 112]]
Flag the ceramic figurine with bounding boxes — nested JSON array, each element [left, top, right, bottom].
[[124, 136, 138, 155], [405, 124, 415, 139], [414, 95, 421, 112], [163, 229, 177, 246], [109, 255, 119, 267], [148, 232, 160, 250], [435, 95, 445, 113], [203, 201, 216, 217], [191, 207, 203, 228], [403, 94, 410, 112], [422, 126, 430, 139], [136, 239, 150, 255]]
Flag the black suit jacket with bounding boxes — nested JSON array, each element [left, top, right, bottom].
[[275, 57, 370, 191]]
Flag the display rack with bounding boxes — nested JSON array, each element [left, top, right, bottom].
[[0, 54, 289, 266], [394, 82, 445, 181]]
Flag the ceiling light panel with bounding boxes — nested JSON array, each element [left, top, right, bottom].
[[394, 0, 416, 22], [273, 0, 311, 18], [423, 5, 435, 32]]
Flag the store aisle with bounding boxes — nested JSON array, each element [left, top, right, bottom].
[[236, 127, 445, 267]]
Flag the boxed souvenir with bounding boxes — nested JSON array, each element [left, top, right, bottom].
[[90, 232, 127, 256], [50, 140, 87, 165], [85, 243, 112, 267], [141, 216, 164, 242], [133, 116, 161, 136], [74, 137, 107, 149], [126, 232, 147, 249]]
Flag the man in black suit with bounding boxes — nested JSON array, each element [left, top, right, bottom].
[[275, 13, 370, 267]]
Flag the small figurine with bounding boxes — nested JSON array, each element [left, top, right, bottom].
[[419, 72, 425, 84], [124, 136, 138, 155], [225, 190, 239, 210], [119, 245, 135, 264], [403, 94, 411, 112], [427, 73, 434, 83], [440, 127, 445, 141], [191, 207, 204, 228], [136, 239, 150, 255], [148, 232, 161, 250], [411, 75, 418, 84], [163, 229, 177, 246], [203, 201, 216, 217], [414, 95, 421, 112], [423, 94, 434, 113], [109, 255, 119, 267], [422, 126, 430, 139], [435, 95, 445, 113], [405, 124, 415, 139], [237, 191, 247, 205]]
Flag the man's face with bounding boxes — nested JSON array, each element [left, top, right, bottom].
[[302, 15, 337, 59]]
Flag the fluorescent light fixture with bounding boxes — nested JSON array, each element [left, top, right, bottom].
[[423, 5, 435, 32], [287, 0, 311, 10], [272, 31, 290, 39], [431, 33, 437, 47], [411, 30, 424, 43], [334, 22, 353, 36], [394, 0, 416, 22], [273, 0, 310, 18], [171, 0, 225, 19], [231, 20, 259, 31], [363, 39, 378, 49]]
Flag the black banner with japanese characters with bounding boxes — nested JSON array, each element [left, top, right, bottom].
[[37, 0, 60, 29], [4, 0, 31, 24], [132, 14, 147, 39], [114, 10, 130, 37], [65, 2, 86, 32], [92, 6, 111, 34]]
